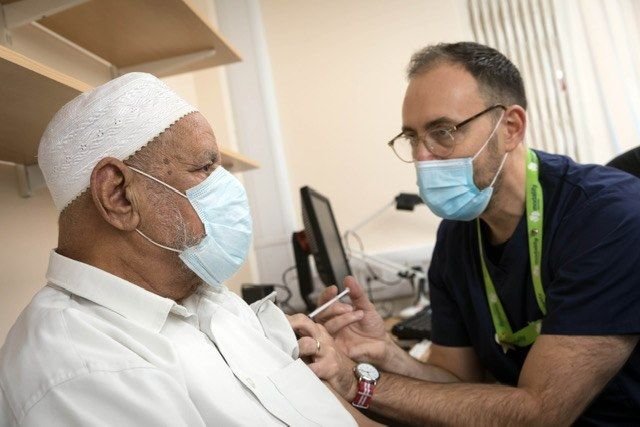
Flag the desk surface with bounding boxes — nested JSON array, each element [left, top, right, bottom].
[[384, 316, 431, 362]]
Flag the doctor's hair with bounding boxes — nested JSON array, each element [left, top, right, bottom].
[[407, 42, 527, 111]]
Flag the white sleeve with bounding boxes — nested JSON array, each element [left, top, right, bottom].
[[250, 293, 299, 359], [1, 382, 18, 426], [21, 368, 205, 427]]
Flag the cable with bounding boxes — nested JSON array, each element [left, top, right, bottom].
[[344, 229, 407, 287], [278, 265, 297, 313], [367, 267, 405, 286], [343, 229, 365, 254], [281, 265, 297, 292], [365, 276, 375, 303]]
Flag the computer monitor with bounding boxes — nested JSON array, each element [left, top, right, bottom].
[[292, 186, 352, 311]]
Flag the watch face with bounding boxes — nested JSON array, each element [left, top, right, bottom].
[[356, 363, 380, 382]]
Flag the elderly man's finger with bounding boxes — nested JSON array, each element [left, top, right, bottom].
[[317, 285, 338, 306], [308, 360, 334, 380], [323, 310, 364, 335], [288, 313, 318, 337], [297, 336, 320, 358], [312, 301, 353, 324]]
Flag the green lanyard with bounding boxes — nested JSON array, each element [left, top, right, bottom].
[[476, 149, 546, 353]]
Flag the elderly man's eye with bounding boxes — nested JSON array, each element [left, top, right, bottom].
[[200, 162, 214, 173]]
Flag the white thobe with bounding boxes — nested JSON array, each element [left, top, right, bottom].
[[0, 251, 355, 426]]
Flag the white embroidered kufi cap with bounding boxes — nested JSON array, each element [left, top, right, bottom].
[[38, 72, 198, 212]]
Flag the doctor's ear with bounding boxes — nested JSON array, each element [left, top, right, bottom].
[[90, 157, 141, 231], [501, 105, 527, 152]]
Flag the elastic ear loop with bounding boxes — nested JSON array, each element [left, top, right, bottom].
[[472, 111, 508, 188], [489, 153, 509, 188], [128, 166, 188, 199], [135, 229, 181, 253], [472, 111, 505, 162], [128, 165, 186, 253]]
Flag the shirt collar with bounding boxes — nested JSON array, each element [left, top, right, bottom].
[[46, 250, 177, 332]]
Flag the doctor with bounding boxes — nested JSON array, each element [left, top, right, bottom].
[[291, 42, 640, 425]]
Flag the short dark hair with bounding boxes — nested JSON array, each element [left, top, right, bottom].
[[407, 42, 527, 110]]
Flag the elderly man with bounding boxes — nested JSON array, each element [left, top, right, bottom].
[[291, 42, 640, 425], [0, 73, 369, 426]]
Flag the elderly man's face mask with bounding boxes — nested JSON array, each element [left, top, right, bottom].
[[129, 165, 252, 288]]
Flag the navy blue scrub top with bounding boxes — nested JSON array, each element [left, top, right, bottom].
[[428, 150, 640, 425]]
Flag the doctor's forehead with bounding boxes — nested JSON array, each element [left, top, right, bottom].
[[402, 63, 486, 127]]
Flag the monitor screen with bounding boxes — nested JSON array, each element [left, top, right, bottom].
[[300, 186, 351, 292]]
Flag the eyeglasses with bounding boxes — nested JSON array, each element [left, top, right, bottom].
[[387, 104, 507, 162]]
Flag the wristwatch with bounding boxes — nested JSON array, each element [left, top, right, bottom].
[[351, 363, 380, 409]]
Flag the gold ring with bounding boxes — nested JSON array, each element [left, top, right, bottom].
[[315, 338, 321, 354]]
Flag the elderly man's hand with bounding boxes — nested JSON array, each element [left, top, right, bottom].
[[312, 276, 398, 370], [288, 314, 357, 400]]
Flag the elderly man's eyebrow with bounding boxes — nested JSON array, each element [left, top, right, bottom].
[[206, 150, 219, 164], [195, 150, 219, 166], [176, 150, 218, 169]]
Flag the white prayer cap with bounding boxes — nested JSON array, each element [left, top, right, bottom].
[[38, 72, 198, 212]]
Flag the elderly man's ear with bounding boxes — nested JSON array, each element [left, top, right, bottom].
[[90, 157, 141, 231]]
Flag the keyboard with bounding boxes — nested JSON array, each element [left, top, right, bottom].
[[392, 306, 432, 340]]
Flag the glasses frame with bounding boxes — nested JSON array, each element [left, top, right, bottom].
[[387, 104, 507, 162]]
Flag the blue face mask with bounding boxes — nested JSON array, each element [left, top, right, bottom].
[[415, 114, 507, 221], [130, 166, 253, 288]]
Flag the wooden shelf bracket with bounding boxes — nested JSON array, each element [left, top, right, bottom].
[[117, 48, 217, 77], [2, 0, 89, 30]]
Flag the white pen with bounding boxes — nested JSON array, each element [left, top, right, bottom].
[[308, 288, 351, 319]]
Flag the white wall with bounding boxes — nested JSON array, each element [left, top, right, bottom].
[[258, 0, 472, 255], [0, 164, 58, 345]]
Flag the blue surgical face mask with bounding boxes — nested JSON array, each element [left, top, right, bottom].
[[415, 113, 507, 221], [129, 166, 253, 288]]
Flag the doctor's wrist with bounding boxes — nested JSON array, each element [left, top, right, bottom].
[[380, 336, 414, 375]]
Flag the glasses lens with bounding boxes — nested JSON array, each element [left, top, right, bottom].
[[425, 128, 456, 157], [391, 135, 415, 162]]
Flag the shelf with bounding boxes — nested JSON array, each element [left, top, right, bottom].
[[220, 147, 260, 173], [36, 0, 241, 76], [0, 45, 91, 165], [0, 45, 257, 174]]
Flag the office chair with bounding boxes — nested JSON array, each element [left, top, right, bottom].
[[607, 146, 640, 178]]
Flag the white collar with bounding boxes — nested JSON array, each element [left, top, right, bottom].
[[45, 250, 178, 332]]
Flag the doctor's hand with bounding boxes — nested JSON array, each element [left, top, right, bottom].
[[288, 314, 357, 400], [313, 276, 401, 371]]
